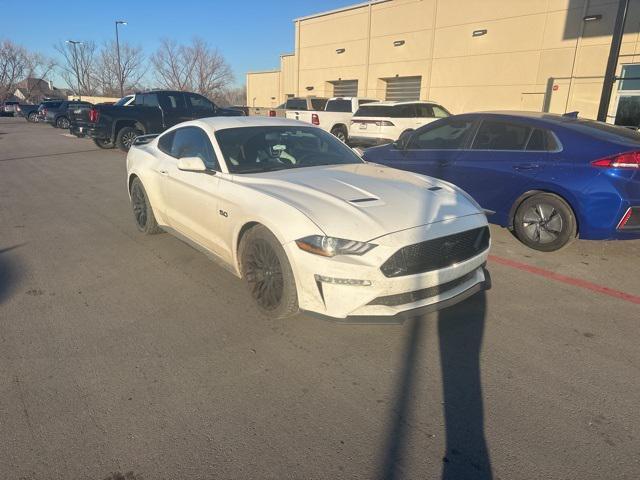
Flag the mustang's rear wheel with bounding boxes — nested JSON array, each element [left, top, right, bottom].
[[514, 193, 576, 252], [239, 225, 299, 318], [130, 177, 162, 235]]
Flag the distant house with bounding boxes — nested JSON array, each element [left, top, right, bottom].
[[13, 78, 67, 103]]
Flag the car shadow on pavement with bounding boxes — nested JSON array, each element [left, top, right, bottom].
[[0, 244, 25, 305], [379, 291, 492, 480]]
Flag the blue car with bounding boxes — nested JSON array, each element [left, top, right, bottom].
[[362, 111, 640, 251]]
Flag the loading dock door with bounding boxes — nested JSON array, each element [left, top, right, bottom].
[[331, 80, 358, 97], [385, 76, 422, 101]]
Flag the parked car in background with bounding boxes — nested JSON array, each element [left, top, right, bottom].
[[37, 100, 63, 122], [262, 97, 329, 118], [349, 101, 451, 147], [362, 111, 640, 251], [15, 103, 39, 122], [86, 90, 243, 152], [284, 97, 378, 142], [69, 95, 135, 141], [44, 100, 92, 129], [126, 116, 491, 320], [1, 101, 20, 116]]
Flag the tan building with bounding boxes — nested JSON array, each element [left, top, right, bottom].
[[246, 0, 640, 123]]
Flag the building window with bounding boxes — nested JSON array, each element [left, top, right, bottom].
[[619, 64, 640, 91], [330, 79, 358, 97], [384, 76, 422, 101]]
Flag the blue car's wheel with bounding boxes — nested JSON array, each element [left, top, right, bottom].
[[514, 193, 577, 252]]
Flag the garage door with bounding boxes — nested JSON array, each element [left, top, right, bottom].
[[385, 76, 422, 101], [331, 80, 358, 97]]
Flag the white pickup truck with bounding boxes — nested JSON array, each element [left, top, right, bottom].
[[285, 97, 378, 142]]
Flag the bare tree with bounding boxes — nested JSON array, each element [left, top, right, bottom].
[[213, 85, 246, 107], [54, 40, 98, 96], [151, 37, 233, 99], [0, 40, 30, 101], [95, 41, 145, 96]]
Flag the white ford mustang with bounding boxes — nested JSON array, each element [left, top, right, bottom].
[[126, 116, 491, 321]]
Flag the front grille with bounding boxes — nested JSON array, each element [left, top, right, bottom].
[[368, 270, 477, 306], [380, 226, 490, 278]]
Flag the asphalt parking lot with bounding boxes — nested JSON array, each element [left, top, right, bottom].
[[1, 117, 639, 480]]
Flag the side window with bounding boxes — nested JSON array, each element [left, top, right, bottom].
[[170, 127, 219, 169], [142, 94, 159, 107], [409, 118, 476, 149], [416, 104, 434, 118], [526, 128, 560, 151], [186, 93, 214, 112], [159, 93, 185, 110], [158, 131, 175, 155], [393, 104, 417, 118], [432, 105, 450, 118], [286, 99, 307, 110], [472, 120, 531, 151]]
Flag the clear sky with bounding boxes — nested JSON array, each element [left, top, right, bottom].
[[2, 0, 359, 88]]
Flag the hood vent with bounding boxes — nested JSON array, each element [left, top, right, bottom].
[[428, 186, 442, 191], [349, 197, 378, 203]]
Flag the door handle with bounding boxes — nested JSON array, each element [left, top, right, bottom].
[[513, 163, 539, 171]]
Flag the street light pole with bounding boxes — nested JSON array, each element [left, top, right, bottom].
[[66, 40, 83, 101], [115, 20, 127, 98]]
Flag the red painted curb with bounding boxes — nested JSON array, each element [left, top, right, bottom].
[[488, 255, 640, 305]]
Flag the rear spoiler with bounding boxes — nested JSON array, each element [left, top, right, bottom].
[[132, 134, 159, 146]]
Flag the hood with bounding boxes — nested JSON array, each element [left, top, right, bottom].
[[233, 163, 483, 241]]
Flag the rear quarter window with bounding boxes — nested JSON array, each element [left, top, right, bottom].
[[354, 105, 394, 117], [310, 98, 328, 110], [325, 99, 351, 112]]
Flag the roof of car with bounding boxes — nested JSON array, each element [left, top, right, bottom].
[[181, 116, 313, 131], [361, 100, 440, 106]]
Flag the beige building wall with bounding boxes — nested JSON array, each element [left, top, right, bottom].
[[246, 70, 280, 107], [247, 0, 640, 121]]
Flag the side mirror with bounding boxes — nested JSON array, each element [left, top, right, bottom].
[[177, 156, 207, 172], [394, 129, 414, 150]]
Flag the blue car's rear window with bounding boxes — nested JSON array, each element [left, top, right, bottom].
[[562, 119, 640, 144]]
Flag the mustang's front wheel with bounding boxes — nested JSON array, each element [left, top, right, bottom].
[[240, 225, 299, 319]]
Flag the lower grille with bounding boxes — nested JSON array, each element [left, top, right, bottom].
[[380, 226, 490, 278], [368, 270, 477, 307]]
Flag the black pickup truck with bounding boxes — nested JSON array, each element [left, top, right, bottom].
[[85, 90, 243, 151]]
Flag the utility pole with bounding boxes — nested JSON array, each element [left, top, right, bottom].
[[115, 20, 127, 98], [66, 40, 83, 101], [597, 0, 629, 122]]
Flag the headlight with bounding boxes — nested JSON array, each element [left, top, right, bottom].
[[295, 235, 377, 257]]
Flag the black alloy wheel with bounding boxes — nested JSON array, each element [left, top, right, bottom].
[[244, 239, 284, 311]]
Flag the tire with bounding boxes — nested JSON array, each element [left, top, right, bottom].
[[129, 177, 162, 235], [239, 225, 299, 319], [116, 126, 141, 152], [331, 125, 348, 143], [513, 193, 577, 252], [93, 138, 115, 149], [27, 112, 37, 122], [56, 116, 70, 129]]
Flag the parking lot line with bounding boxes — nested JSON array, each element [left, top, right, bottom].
[[489, 255, 640, 305]]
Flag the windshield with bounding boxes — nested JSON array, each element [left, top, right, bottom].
[[215, 126, 364, 174]]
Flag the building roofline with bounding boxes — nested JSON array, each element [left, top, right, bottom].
[[246, 69, 281, 75], [280, 53, 294, 58], [293, 0, 391, 22]]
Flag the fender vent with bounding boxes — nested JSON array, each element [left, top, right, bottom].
[[428, 186, 442, 191]]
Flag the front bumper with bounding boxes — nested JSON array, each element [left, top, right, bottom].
[[286, 214, 491, 321]]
